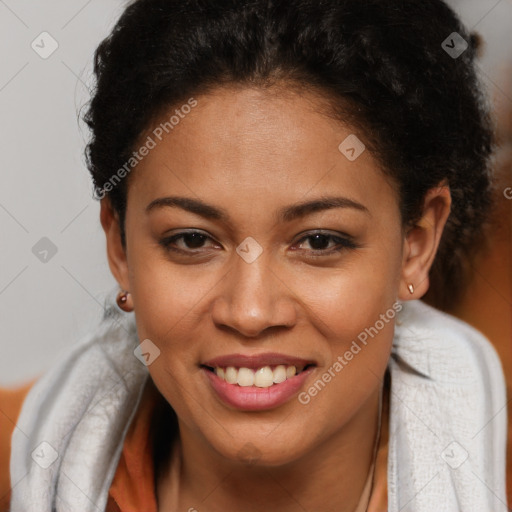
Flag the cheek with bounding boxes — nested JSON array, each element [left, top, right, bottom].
[[309, 271, 396, 381], [288, 247, 399, 405], [128, 243, 218, 337], [127, 253, 213, 426], [126, 252, 216, 416], [284, 243, 402, 343], [296, 274, 397, 431]]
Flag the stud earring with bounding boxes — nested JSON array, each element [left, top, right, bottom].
[[116, 290, 134, 312], [408, 283, 415, 295]]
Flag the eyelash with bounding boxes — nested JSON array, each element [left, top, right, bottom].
[[158, 230, 358, 257]]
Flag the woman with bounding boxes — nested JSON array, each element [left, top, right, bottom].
[[1, 0, 508, 511]]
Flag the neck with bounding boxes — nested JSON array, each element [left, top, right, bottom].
[[156, 386, 382, 512]]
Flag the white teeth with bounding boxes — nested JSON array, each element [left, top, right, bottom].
[[273, 365, 287, 384], [213, 364, 305, 388], [254, 366, 274, 387], [225, 366, 238, 384], [286, 365, 297, 378], [237, 367, 255, 387]]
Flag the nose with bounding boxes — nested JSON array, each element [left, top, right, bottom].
[[210, 251, 297, 338]]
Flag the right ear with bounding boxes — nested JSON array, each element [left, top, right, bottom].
[[100, 198, 130, 291]]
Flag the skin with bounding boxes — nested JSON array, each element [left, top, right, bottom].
[[100, 85, 451, 511]]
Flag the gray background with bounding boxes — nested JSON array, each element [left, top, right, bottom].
[[1, 0, 511, 387]]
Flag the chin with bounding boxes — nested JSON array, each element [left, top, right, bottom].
[[209, 432, 309, 468]]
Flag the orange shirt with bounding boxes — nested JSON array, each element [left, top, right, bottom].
[[1, 378, 388, 511], [0, 380, 37, 512]]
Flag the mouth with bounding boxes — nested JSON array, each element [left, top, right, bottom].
[[200, 363, 315, 388], [200, 353, 317, 411]]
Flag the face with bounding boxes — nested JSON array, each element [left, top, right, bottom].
[[102, 85, 449, 467]]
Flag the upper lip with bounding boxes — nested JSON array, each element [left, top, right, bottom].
[[202, 352, 316, 369]]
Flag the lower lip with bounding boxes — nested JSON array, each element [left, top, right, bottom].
[[202, 366, 315, 411]]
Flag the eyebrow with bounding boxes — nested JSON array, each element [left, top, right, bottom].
[[145, 195, 370, 223]]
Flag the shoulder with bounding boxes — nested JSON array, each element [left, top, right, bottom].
[[389, 300, 508, 509], [0, 379, 38, 510], [394, 299, 505, 389]]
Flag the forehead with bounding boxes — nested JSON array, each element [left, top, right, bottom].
[[127, 86, 398, 222]]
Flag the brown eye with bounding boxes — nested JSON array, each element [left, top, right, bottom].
[[294, 232, 358, 256], [177, 232, 208, 249], [159, 231, 218, 254]]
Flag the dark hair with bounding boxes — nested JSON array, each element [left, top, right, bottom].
[[83, 0, 495, 311]]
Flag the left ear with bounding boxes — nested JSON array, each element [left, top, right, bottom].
[[399, 180, 452, 300]]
